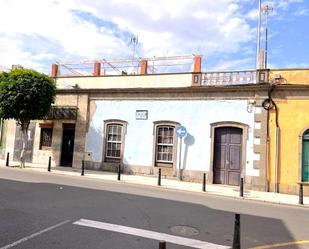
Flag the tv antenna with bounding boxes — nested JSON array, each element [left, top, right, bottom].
[[130, 34, 139, 73], [262, 4, 273, 69], [256, 0, 262, 69], [130, 35, 139, 59]]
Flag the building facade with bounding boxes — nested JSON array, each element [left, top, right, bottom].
[[267, 69, 309, 195], [1, 56, 308, 195]]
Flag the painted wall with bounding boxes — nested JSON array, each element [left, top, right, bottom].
[[269, 99, 309, 194], [56, 74, 193, 89], [86, 99, 258, 176], [270, 69, 309, 84]]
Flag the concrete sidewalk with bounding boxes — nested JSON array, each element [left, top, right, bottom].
[[1, 161, 309, 208]]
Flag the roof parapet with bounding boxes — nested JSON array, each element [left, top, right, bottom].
[[51, 55, 202, 78]]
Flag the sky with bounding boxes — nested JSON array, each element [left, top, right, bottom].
[[0, 0, 308, 73]]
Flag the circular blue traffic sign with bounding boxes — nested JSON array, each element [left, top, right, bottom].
[[176, 125, 187, 138]]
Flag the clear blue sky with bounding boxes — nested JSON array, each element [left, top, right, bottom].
[[0, 0, 308, 73]]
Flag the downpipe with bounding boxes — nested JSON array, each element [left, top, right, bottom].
[[274, 126, 279, 193], [263, 84, 279, 193]]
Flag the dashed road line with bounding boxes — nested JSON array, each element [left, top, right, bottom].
[[0, 220, 71, 249], [73, 218, 230, 249]]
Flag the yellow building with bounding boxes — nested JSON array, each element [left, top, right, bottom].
[[267, 69, 309, 195]]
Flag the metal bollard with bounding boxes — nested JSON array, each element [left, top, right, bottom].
[[81, 160, 85, 176], [159, 241, 166, 249], [158, 168, 161, 186], [47, 156, 51, 172], [232, 214, 241, 249], [5, 152, 9, 167], [117, 164, 121, 181], [240, 178, 244, 197], [202, 173, 206, 192], [299, 183, 304, 205]]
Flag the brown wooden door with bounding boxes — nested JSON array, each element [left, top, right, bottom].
[[213, 127, 242, 186]]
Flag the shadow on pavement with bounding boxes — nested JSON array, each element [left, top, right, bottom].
[[0, 178, 301, 249]]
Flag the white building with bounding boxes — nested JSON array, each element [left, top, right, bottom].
[[0, 56, 269, 190]]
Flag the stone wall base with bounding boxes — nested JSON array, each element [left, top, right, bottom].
[[75, 161, 309, 196]]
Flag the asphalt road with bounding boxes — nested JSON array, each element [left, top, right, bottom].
[[0, 167, 308, 249]]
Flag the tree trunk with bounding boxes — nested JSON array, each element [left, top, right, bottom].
[[20, 120, 30, 168]]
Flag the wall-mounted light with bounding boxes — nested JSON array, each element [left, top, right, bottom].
[[247, 99, 256, 113], [274, 74, 281, 83]]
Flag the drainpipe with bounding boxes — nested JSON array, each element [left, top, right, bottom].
[[273, 101, 279, 193], [262, 84, 279, 193], [265, 110, 270, 192]]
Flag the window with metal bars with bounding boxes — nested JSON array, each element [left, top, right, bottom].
[[105, 124, 123, 159], [40, 128, 53, 149], [156, 125, 175, 165]]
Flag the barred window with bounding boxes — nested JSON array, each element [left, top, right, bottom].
[[155, 124, 176, 166], [105, 123, 123, 159], [40, 128, 53, 149]]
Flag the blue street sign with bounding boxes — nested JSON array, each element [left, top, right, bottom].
[[176, 125, 187, 138]]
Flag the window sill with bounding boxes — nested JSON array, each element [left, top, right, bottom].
[[39, 146, 52, 151], [155, 162, 173, 168], [105, 158, 121, 163]]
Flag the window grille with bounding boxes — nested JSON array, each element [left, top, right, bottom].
[[40, 128, 53, 149]]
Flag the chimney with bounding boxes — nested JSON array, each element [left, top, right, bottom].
[[51, 64, 58, 77], [139, 60, 148, 75], [93, 62, 101, 76], [193, 55, 202, 73]]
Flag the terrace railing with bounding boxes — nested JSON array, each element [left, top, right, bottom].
[[201, 70, 257, 86]]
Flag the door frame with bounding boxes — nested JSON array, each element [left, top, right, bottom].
[[60, 123, 76, 167], [209, 121, 248, 185], [298, 127, 309, 183]]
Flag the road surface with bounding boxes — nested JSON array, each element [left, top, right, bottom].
[[0, 167, 308, 249]]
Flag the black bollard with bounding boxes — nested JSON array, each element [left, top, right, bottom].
[[240, 178, 244, 197], [202, 173, 206, 192], [299, 183, 304, 205], [5, 152, 9, 167], [47, 156, 51, 172], [232, 214, 241, 249], [158, 168, 161, 186], [159, 241, 166, 249], [117, 164, 121, 181], [81, 160, 85, 176]]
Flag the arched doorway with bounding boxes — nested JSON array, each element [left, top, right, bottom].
[[213, 127, 243, 186], [302, 130, 309, 182]]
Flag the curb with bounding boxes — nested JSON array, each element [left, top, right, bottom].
[[1, 165, 308, 208]]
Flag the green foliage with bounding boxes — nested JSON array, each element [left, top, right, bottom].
[[0, 68, 56, 124]]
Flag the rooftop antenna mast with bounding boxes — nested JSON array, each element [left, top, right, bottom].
[[256, 0, 262, 69], [130, 34, 139, 73], [262, 4, 273, 69]]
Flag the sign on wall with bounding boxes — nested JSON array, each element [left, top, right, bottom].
[[136, 110, 148, 120]]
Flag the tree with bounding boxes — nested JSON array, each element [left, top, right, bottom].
[[0, 68, 56, 168]]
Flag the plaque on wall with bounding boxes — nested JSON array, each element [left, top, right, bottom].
[[135, 110, 148, 120]]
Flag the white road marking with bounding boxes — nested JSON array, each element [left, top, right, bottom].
[[0, 220, 70, 249], [74, 218, 230, 249]]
